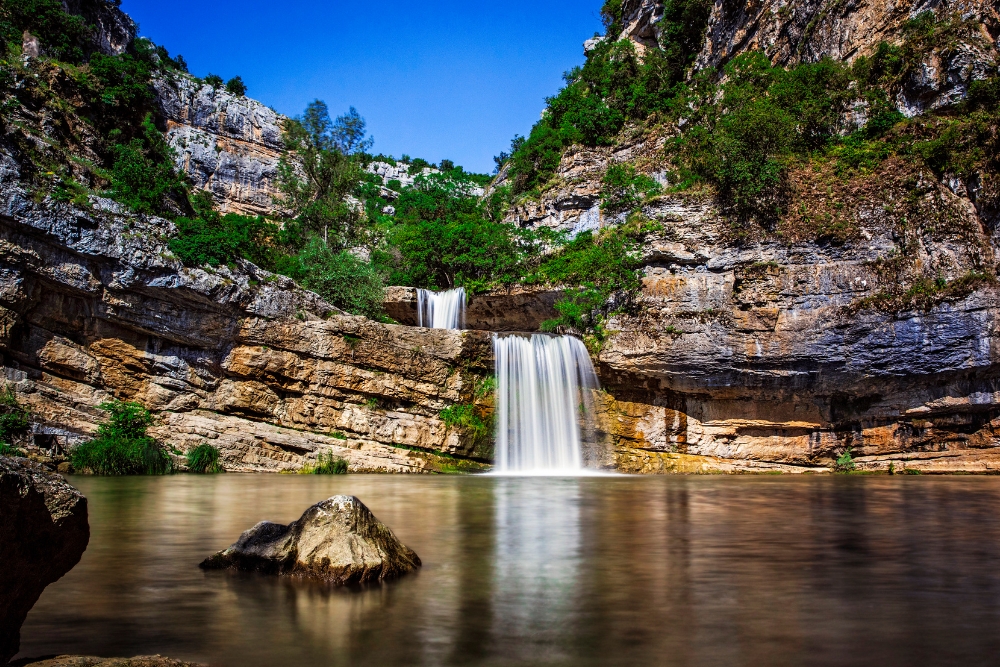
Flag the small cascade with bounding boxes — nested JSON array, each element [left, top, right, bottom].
[[417, 288, 466, 330], [493, 333, 602, 474]]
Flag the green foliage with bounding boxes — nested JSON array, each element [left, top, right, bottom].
[[834, 449, 857, 473], [0, 442, 26, 457], [382, 172, 536, 292], [106, 115, 187, 216], [439, 404, 492, 445], [89, 53, 154, 111], [70, 400, 171, 475], [225, 75, 246, 96], [169, 194, 281, 268], [0, 0, 91, 63], [203, 73, 223, 88], [301, 450, 348, 474], [601, 163, 661, 212], [532, 222, 645, 333], [278, 100, 367, 251], [278, 238, 386, 318], [507, 1, 711, 194], [186, 443, 224, 473], [0, 385, 30, 449]]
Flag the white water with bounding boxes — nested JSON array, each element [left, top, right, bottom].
[[417, 288, 466, 330], [493, 333, 602, 474]]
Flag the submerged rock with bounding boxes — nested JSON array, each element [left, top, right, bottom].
[[17, 657, 204, 667], [0, 457, 90, 665], [200, 495, 421, 585]]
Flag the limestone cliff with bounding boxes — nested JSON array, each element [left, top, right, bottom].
[[496, 0, 1000, 473], [0, 158, 492, 473], [154, 75, 287, 217]]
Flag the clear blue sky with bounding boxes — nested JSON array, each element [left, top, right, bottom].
[[121, 0, 605, 174]]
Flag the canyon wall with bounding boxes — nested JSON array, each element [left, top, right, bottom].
[[0, 164, 492, 473], [499, 0, 1000, 472]]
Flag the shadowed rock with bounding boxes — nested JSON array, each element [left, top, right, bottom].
[[200, 495, 421, 585], [1, 457, 90, 665], [15, 657, 203, 667]]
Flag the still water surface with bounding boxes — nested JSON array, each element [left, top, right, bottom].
[[17, 474, 1000, 666]]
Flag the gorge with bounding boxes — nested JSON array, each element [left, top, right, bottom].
[[6, 1, 1000, 665], [1, 0, 999, 477]]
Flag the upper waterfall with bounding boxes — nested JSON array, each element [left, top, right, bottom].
[[492, 333, 603, 475], [417, 288, 466, 330]]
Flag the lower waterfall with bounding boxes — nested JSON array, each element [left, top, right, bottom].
[[417, 288, 466, 330], [492, 333, 602, 474]]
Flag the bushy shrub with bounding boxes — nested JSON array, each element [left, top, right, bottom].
[[225, 76, 246, 96], [0, 385, 30, 449], [106, 115, 187, 216], [0, 0, 91, 63], [834, 449, 857, 473], [170, 195, 281, 268], [601, 163, 661, 212], [383, 172, 536, 292], [70, 401, 171, 475], [186, 443, 224, 473], [532, 223, 645, 333], [278, 238, 386, 318], [204, 73, 223, 88], [301, 450, 348, 474]]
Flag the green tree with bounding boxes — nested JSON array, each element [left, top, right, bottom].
[[0, 0, 91, 63], [383, 172, 535, 292], [225, 75, 246, 96], [278, 100, 367, 250], [277, 237, 386, 318]]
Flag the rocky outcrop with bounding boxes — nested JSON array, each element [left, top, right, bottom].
[[383, 286, 562, 332], [154, 76, 287, 217], [62, 0, 136, 56], [0, 457, 90, 664], [0, 158, 493, 473], [18, 657, 205, 667], [200, 495, 421, 585]]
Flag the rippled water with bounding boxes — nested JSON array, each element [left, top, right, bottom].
[[16, 475, 1000, 667]]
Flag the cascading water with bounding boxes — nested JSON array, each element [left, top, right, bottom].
[[492, 333, 602, 474], [417, 288, 466, 330]]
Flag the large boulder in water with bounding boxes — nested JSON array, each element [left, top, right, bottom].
[[200, 495, 421, 585], [1, 457, 90, 664]]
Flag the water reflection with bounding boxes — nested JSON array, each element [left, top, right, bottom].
[[492, 478, 582, 662], [16, 475, 1000, 667]]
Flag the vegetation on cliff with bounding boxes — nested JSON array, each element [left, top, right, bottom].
[[0, 386, 30, 456], [71, 401, 171, 475], [186, 443, 224, 474]]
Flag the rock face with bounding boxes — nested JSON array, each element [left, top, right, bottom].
[[62, 0, 136, 56], [154, 75, 287, 217], [499, 3, 1000, 473], [19, 657, 204, 667], [0, 457, 90, 664], [0, 163, 493, 473], [200, 495, 421, 585]]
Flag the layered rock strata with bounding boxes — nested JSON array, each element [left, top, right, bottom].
[[0, 167, 492, 473], [0, 457, 90, 665], [200, 495, 421, 585]]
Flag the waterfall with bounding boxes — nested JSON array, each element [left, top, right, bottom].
[[493, 333, 602, 474], [417, 288, 466, 330]]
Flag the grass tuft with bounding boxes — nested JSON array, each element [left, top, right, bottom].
[[186, 443, 225, 474]]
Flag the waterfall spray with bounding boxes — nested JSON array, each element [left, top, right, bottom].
[[492, 333, 602, 474], [417, 288, 466, 330]]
